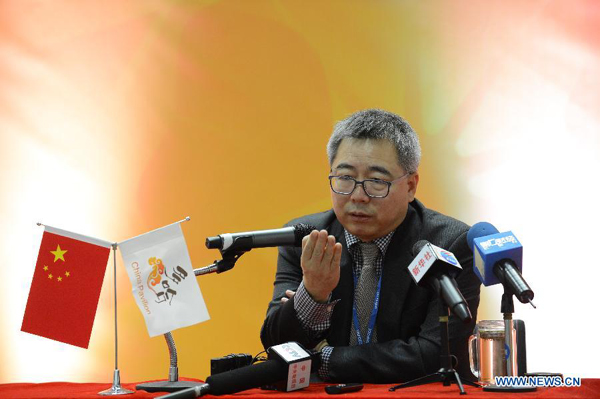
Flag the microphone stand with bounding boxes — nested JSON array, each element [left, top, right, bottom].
[[136, 332, 202, 393], [136, 249, 247, 393], [502, 292, 517, 377], [481, 288, 536, 392], [390, 301, 478, 395], [193, 249, 248, 276]]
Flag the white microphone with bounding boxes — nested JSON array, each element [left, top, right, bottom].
[[407, 240, 472, 322]]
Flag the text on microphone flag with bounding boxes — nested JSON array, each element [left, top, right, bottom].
[[472, 230, 523, 286], [480, 234, 519, 250], [119, 221, 209, 337], [408, 245, 436, 283], [21, 226, 112, 348], [408, 243, 462, 283]]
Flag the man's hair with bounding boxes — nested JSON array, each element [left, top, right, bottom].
[[327, 109, 421, 173]]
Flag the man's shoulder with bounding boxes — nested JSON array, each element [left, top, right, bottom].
[[416, 200, 469, 229], [411, 199, 470, 246], [284, 209, 337, 230]]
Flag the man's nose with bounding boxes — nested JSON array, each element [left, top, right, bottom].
[[350, 183, 370, 202]]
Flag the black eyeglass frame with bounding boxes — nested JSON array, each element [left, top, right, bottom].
[[328, 172, 412, 198]]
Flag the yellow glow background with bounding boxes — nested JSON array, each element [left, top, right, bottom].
[[2, 0, 599, 383]]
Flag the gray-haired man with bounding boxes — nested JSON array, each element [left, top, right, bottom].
[[261, 109, 481, 383]]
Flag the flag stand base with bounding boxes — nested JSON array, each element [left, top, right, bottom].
[[99, 369, 134, 395]]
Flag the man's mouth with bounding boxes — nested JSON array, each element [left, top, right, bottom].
[[348, 211, 372, 220]]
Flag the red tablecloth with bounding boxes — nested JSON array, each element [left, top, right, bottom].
[[0, 379, 598, 399]]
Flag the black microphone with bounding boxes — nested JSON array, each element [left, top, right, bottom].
[[156, 361, 285, 399], [408, 240, 472, 323], [157, 342, 316, 399], [205, 223, 316, 251], [467, 222, 535, 306], [156, 383, 210, 399]]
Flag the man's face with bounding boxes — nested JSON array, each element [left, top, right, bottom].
[[330, 138, 419, 242]]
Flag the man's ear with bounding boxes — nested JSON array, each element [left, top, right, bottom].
[[407, 172, 419, 202]]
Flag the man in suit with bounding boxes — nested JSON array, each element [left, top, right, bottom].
[[260, 109, 481, 383]]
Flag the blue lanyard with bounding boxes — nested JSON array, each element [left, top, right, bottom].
[[351, 269, 383, 345]]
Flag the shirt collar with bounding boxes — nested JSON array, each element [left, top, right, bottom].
[[344, 229, 395, 257]]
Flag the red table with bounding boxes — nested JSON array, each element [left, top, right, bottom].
[[0, 379, 598, 399]]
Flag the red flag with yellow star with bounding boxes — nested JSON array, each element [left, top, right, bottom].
[[21, 226, 112, 348]]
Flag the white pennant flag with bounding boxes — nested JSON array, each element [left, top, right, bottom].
[[119, 221, 209, 337]]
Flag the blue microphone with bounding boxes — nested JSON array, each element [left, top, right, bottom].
[[467, 222, 535, 307]]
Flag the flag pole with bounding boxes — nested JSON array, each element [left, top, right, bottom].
[[99, 244, 134, 395]]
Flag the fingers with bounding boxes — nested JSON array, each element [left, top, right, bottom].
[[302, 230, 319, 259], [301, 230, 340, 273], [302, 235, 310, 250], [312, 230, 329, 261], [280, 290, 296, 303], [303, 230, 331, 261], [332, 242, 342, 267], [300, 229, 341, 302], [321, 235, 336, 267]]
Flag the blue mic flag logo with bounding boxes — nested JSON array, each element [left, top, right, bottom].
[[440, 250, 458, 265]]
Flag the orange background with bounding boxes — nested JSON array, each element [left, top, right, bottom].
[[1, 0, 599, 383]]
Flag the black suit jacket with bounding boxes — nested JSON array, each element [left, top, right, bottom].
[[260, 199, 481, 383]]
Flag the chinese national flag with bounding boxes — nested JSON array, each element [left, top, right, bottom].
[[21, 226, 111, 348]]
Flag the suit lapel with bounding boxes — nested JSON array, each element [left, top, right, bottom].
[[377, 204, 421, 342]]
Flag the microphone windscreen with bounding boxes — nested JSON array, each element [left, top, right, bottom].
[[205, 360, 288, 395], [412, 240, 429, 256], [467, 222, 499, 251], [293, 223, 317, 246]]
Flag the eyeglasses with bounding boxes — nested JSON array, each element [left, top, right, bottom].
[[328, 172, 411, 198]]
